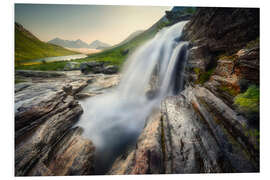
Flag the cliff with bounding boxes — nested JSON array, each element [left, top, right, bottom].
[[109, 7, 260, 174]]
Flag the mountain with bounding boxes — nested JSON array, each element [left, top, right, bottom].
[[48, 38, 90, 49], [48, 38, 111, 50], [88, 40, 111, 49], [15, 22, 78, 62]]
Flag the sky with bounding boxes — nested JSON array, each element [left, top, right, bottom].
[[15, 4, 172, 45]]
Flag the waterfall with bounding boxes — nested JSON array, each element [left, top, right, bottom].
[[75, 21, 189, 174]]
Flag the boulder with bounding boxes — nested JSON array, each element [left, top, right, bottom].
[[80, 61, 105, 74], [80, 61, 118, 74], [103, 65, 118, 74], [63, 62, 80, 71]]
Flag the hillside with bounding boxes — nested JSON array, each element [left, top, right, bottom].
[[15, 22, 78, 62], [115, 30, 144, 46], [83, 7, 194, 66]]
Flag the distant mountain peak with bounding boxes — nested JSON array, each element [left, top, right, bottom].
[[88, 40, 111, 49], [48, 38, 110, 49]]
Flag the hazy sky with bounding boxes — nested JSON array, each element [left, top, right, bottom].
[[15, 4, 172, 45]]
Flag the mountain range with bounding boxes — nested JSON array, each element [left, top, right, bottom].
[[15, 22, 78, 62], [48, 38, 111, 49]]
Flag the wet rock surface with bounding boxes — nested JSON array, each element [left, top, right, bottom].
[[108, 109, 164, 174], [109, 86, 259, 174], [15, 70, 119, 176]]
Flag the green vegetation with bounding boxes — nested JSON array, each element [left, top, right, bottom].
[[245, 128, 260, 147], [15, 24, 78, 63], [234, 85, 259, 113], [219, 84, 238, 96], [15, 61, 68, 71], [194, 67, 215, 84], [15, 78, 26, 84], [185, 7, 196, 14], [79, 17, 172, 66], [245, 37, 259, 49]]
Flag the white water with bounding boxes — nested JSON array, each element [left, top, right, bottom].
[[76, 21, 189, 174]]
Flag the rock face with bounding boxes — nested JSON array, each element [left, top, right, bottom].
[[108, 109, 164, 174], [15, 71, 96, 176], [182, 8, 259, 54], [75, 74, 120, 99], [109, 86, 259, 174]]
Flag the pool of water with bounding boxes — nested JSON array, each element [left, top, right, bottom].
[[23, 54, 87, 63]]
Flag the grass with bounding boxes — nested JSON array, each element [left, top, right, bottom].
[[16, 16, 168, 71], [15, 61, 68, 71], [234, 85, 259, 113], [79, 17, 173, 66], [15, 26, 78, 63]]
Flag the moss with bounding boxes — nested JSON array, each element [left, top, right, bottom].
[[245, 37, 259, 49], [244, 128, 260, 150], [219, 84, 239, 97], [193, 67, 200, 75], [198, 97, 254, 164], [234, 85, 259, 113], [195, 68, 215, 85], [15, 78, 26, 84]]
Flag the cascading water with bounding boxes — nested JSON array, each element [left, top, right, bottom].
[[75, 21, 189, 174]]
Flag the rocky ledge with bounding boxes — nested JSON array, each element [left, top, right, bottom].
[[15, 70, 120, 176], [109, 85, 259, 174]]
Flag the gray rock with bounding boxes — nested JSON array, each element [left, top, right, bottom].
[[80, 61, 104, 74], [103, 65, 118, 74], [63, 62, 80, 71], [80, 61, 118, 74], [15, 70, 65, 78], [109, 86, 259, 174], [14, 71, 96, 176], [29, 127, 95, 176]]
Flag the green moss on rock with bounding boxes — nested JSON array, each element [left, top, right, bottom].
[[195, 68, 215, 85], [234, 85, 259, 113]]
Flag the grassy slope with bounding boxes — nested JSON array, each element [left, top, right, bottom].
[[16, 17, 169, 71], [82, 16, 170, 66], [15, 24, 78, 63]]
